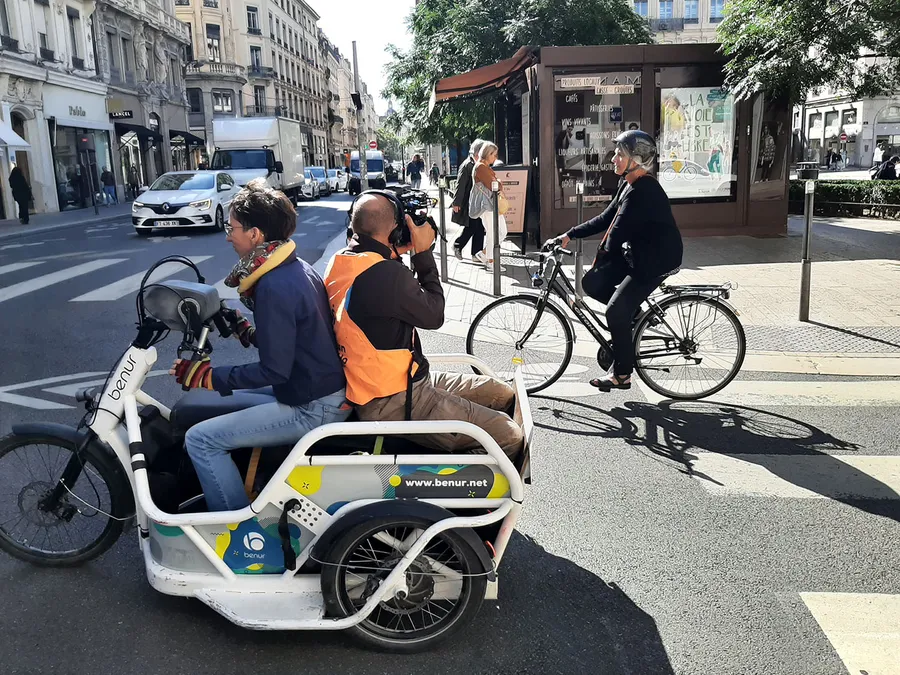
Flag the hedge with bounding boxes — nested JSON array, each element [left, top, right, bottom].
[[788, 179, 900, 219]]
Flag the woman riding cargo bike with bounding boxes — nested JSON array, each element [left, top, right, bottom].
[[466, 129, 746, 400]]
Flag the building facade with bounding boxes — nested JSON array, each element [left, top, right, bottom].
[[177, 0, 329, 165], [0, 0, 189, 218], [95, 0, 192, 191], [635, 0, 725, 43]]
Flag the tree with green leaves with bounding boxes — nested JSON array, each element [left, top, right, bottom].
[[718, 0, 900, 102], [383, 0, 651, 145], [375, 126, 404, 163]]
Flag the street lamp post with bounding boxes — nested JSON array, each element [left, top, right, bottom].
[[351, 41, 367, 192]]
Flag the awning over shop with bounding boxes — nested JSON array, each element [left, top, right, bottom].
[[429, 46, 538, 114], [114, 122, 163, 142], [169, 129, 205, 145], [0, 119, 30, 149]]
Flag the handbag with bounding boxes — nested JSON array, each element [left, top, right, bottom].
[[468, 182, 492, 218], [498, 192, 510, 215]]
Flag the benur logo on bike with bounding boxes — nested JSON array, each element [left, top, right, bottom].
[[242, 532, 266, 558], [108, 354, 137, 401]]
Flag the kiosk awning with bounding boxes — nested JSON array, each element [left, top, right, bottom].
[[429, 46, 538, 114]]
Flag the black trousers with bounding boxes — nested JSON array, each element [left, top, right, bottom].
[[582, 258, 663, 376], [16, 198, 29, 224], [454, 216, 485, 255]]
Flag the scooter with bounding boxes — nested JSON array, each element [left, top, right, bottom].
[[0, 257, 534, 652]]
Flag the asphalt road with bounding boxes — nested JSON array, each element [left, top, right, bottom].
[[0, 191, 898, 675]]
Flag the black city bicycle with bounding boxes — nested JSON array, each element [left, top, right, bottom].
[[465, 245, 746, 400]]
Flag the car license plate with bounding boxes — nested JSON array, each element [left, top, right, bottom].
[[157, 220, 179, 227]]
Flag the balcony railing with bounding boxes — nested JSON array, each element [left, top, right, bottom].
[[39, 47, 54, 61], [106, 0, 190, 43], [649, 17, 685, 31], [244, 105, 287, 117], [203, 0, 218, 6], [248, 65, 274, 79], [185, 61, 246, 78], [175, 0, 189, 5], [248, 26, 262, 35], [709, 14, 724, 22], [72, 56, 85, 70], [1, 35, 19, 52]]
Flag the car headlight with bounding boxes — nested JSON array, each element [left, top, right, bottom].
[[189, 199, 212, 210], [132, 201, 145, 212]]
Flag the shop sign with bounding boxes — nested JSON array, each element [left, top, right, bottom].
[[497, 168, 529, 234], [110, 111, 134, 119], [68, 106, 86, 117]]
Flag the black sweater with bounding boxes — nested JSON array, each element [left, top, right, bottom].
[[566, 176, 683, 281]]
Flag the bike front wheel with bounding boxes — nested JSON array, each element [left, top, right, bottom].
[[0, 433, 131, 566], [466, 294, 574, 394], [633, 294, 746, 400]]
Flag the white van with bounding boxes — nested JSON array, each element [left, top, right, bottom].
[[348, 150, 387, 195]]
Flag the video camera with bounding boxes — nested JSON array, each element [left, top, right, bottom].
[[346, 186, 445, 248]]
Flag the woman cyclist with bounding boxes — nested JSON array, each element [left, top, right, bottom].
[[547, 130, 683, 391]]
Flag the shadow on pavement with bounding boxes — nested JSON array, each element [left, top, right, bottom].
[[533, 396, 899, 522], [0, 528, 675, 675]]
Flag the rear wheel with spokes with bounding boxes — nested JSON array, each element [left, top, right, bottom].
[[466, 295, 574, 394], [321, 516, 487, 653], [0, 434, 130, 566], [633, 294, 745, 400]]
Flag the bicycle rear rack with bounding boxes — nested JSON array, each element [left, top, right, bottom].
[[659, 281, 735, 299]]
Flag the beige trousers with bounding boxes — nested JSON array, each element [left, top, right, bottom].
[[356, 371, 524, 459]]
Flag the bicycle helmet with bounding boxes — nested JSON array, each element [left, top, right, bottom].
[[615, 129, 657, 170]]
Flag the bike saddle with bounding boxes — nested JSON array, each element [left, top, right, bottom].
[[170, 389, 274, 434]]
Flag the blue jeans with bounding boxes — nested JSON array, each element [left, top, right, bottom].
[[185, 388, 350, 511], [104, 185, 117, 204]]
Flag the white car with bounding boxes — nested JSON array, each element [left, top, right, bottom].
[[132, 171, 238, 235], [327, 168, 349, 193], [307, 166, 331, 196], [301, 169, 321, 200]]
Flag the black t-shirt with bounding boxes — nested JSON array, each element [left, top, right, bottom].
[[566, 176, 683, 280]]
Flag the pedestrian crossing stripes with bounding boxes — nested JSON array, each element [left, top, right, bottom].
[[0, 259, 127, 304], [70, 256, 212, 302], [637, 379, 900, 407], [0, 261, 43, 277], [800, 593, 900, 675]]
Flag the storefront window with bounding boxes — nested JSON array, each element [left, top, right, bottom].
[[553, 71, 642, 209], [656, 66, 737, 201], [750, 94, 788, 192], [49, 124, 113, 211]]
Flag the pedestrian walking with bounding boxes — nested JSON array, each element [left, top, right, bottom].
[[429, 163, 440, 186], [100, 166, 117, 205], [471, 142, 508, 271], [9, 167, 32, 225], [128, 165, 139, 200], [872, 155, 899, 181], [451, 139, 485, 261], [407, 154, 424, 189], [873, 143, 885, 168]]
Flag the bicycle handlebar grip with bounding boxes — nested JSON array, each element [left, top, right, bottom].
[[559, 247, 575, 257]]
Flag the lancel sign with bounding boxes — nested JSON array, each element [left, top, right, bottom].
[[68, 105, 87, 117]]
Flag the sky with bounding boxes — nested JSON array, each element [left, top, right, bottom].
[[314, 0, 417, 117]]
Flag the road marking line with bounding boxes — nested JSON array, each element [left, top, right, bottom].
[[0, 259, 127, 304], [0, 371, 108, 410], [213, 277, 238, 299], [41, 371, 168, 396], [637, 379, 900, 407], [800, 593, 900, 675], [689, 454, 900, 499], [70, 256, 212, 302], [0, 262, 44, 277]]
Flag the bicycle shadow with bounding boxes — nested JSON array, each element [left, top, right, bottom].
[[533, 396, 899, 522]]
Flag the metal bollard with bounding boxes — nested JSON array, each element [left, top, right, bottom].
[[491, 180, 501, 297], [437, 181, 448, 283], [796, 162, 819, 321], [575, 183, 584, 298]]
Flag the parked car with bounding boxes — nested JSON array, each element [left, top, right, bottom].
[[132, 170, 238, 236], [326, 168, 349, 193], [307, 166, 331, 196], [301, 169, 321, 200]]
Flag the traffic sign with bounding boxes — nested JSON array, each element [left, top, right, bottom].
[[840, 133, 848, 141], [368, 140, 377, 149]]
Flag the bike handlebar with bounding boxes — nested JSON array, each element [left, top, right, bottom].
[[537, 245, 575, 259]]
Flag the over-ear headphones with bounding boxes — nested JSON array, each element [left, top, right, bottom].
[[346, 189, 406, 246]]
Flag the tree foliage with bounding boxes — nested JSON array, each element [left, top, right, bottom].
[[718, 0, 900, 103], [375, 126, 404, 162], [383, 0, 651, 145]]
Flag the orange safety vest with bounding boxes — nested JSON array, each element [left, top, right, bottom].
[[324, 250, 418, 406]]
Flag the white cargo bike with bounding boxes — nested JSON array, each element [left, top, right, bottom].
[[0, 257, 534, 653]]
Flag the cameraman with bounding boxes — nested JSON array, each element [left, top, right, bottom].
[[325, 192, 523, 459]]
